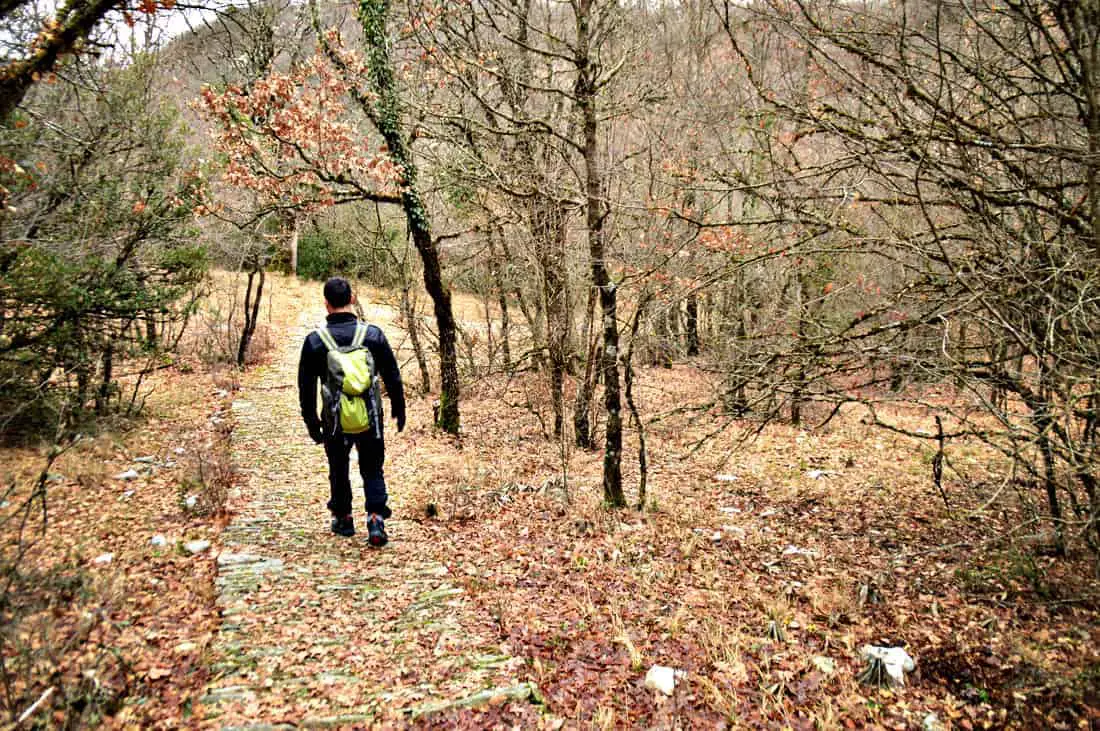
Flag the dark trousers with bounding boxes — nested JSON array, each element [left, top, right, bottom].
[[323, 429, 391, 519]]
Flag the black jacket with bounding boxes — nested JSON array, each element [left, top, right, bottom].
[[298, 312, 405, 436]]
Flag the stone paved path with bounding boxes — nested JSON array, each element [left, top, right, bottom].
[[200, 302, 533, 727]]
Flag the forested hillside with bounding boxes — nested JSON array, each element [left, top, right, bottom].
[[1, 0, 1098, 727]]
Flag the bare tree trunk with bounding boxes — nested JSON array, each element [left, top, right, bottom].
[[237, 267, 264, 367], [500, 234, 541, 368], [625, 294, 651, 509], [289, 215, 300, 276], [574, 282, 599, 449], [410, 217, 460, 433], [534, 201, 569, 437], [482, 285, 496, 369], [1078, 469, 1100, 551], [402, 279, 431, 393], [576, 0, 624, 507], [95, 338, 114, 415], [1037, 414, 1067, 556], [955, 319, 968, 391], [488, 227, 511, 370], [791, 270, 806, 426], [725, 299, 749, 414], [686, 293, 700, 356]]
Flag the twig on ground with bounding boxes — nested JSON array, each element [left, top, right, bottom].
[[16, 686, 54, 725]]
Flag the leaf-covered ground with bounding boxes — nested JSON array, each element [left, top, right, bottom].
[[0, 363, 232, 725], [3, 273, 1099, 728]]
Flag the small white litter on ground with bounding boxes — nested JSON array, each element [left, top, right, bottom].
[[644, 665, 686, 695], [184, 539, 211, 555], [860, 645, 916, 687]]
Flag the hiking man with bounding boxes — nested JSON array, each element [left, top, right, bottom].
[[297, 277, 405, 545]]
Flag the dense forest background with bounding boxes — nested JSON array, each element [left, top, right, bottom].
[[6, 0, 1097, 547]]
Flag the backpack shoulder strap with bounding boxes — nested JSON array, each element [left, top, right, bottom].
[[315, 327, 339, 352], [352, 322, 368, 348]]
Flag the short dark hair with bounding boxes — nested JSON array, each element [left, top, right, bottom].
[[323, 277, 353, 307]]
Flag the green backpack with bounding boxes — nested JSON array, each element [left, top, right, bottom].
[[315, 322, 379, 437]]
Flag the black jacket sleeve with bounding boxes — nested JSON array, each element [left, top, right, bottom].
[[297, 334, 322, 433], [366, 326, 405, 421]]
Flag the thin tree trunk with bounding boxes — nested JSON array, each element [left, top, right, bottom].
[[955, 319, 968, 391], [488, 227, 511, 370], [237, 267, 264, 367], [686, 293, 700, 356], [725, 303, 749, 414], [534, 201, 569, 437], [402, 280, 431, 393], [790, 269, 809, 425], [482, 284, 496, 369], [1034, 371, 1066, 554], [238, 269, 255, 367], [289, 215, 300, 276], [1038, 424, 1066, 555], [573, 281, 599, 449], [95, 338, 114, 415], [1078, 468, 1100, 551], [576, 0, 623, 507], [499, 234, 541, 368], [625, 294, 651, 510]]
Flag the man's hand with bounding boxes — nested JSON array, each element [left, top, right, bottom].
[[308, 425, 324, 444], [394, 408, 406, 433]]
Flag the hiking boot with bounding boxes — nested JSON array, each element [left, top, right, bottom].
[[331, 514, 355, 537], [367, 515, 388, 547]]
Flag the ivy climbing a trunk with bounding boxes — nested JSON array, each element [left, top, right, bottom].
[[357, 0, 460, 434]]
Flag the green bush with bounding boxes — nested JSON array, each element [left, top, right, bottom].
[[296, 229, 339, 281], [0, 54, 208, 434], [296, 225, 405, 288]]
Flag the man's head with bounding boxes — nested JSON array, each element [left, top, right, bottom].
[[323, 277, 355, 312]]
